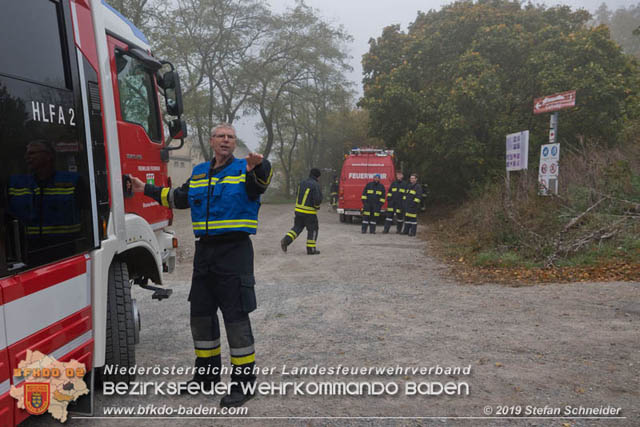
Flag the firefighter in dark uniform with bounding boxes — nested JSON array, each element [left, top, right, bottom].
[[402, 173, 422, 236], [132, 123, 272, 407], [361, 174, 386, 234], [383, 170, 406, 234], [280, 168, 322, 254], [8, 140, 83, 250], [329, 176, 339, 211]]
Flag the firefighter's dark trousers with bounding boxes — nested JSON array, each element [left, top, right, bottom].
[[282, 212, 319, 254], [361, 201, 380, 233], [383, 207, 404, 233], [402, 211, 418, 236], [189, 235, 257, 385]]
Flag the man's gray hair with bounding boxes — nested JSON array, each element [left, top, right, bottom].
[[212, 122, 236, 136]]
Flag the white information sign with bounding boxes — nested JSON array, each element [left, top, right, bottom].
[[506, 130, 529, 171], [538, 143, 560, 195]]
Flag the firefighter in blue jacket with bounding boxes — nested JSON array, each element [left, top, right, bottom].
[[280, 168, 323, 255], [361, 174, 386, 234], [132, 123, 272, 407]]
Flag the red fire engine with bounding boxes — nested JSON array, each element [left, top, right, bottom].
[[337, 148, 396, 223], [0, 0, 186, 423]]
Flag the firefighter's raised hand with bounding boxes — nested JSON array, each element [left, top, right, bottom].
[[130, 176, 146, 193], [245, 152, 264, 172]]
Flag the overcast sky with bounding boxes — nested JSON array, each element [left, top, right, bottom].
[[236, 0, 634, 149]]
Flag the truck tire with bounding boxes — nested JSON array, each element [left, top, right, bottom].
[[339, 213, 346, 223], [103, 261, 136, 383]]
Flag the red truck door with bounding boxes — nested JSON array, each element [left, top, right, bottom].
[[107, 35, 172, 229]]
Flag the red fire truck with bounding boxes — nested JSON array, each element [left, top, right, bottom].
[[337, 148, 396, 223], [0, 0, 186, 423]]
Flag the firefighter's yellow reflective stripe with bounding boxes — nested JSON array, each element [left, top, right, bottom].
[[375, 190, 382, 195], [219, 174, 246, 184], [409, 190, 416, 194], [189, 175, 246, 189], [160, 187, 170, 207], [363, 211, 370, 215], [286, 231, 298, 240], [256, 168, 273, 186], [374, 212, 380, 216], [306, 240, 316, 247], [231, 353, 255, 366], [26, 224, 81, 234], [391, 188, 397, 192], [295, 207, 316, 215], [189, 178, 210, 188], [387, 208, 394, 212], [405, 212, 417, 218], [300, 188, 311, 207], [8, 188, 32, 195], [192, 219, 258, 230], [366, 190, 374, 194], [361, 195, 366, 200], [399, 188, 406, 193], [396, 209, 402, 213], [379, 198, 385, 203], [413, 198, 421, 203], [195, 347, 221, 357], [9, 187, 75, 195]]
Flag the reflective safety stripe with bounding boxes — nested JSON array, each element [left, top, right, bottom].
[[367, 190, 374, 194], [396, 209, 402, 213], [256, 168, 273, 186], [385, 217, 393, 222], [161, 187, 170, 207], [414, 198, 421, 203], [295, 206, 316, 215], [361, 220, 369, 224], [231, 353, 255, 366], [195, 347, 221, 357], [387, 208, 394, 212], [286, 230, 298, 240], [195, 339, 221, 348], [189, 174, 246, 189], [9, 187, 76, 195], [399, 188, 406, 193], [361, 195, 366, 200], [373, 212, 380, 217], [230, 345, 255, 356], [300, 188, 310, 206], [391, 188, 397, 192], [193, 219, 258, 230], [363, 211, 370, 215], [379, 198, 385, 203], [306, 240, 316, 248], [26, 224, 81, 235], [405, 212, 417, 218], [409, 190, 416, 194]]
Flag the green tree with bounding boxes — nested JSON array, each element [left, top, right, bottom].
[[360, 0, 640, 201]]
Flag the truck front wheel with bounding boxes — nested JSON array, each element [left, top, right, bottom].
[[103, 261, 137, 383]]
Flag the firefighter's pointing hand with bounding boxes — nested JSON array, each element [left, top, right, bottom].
[[245, 152, 263, 172], [131, 176, 146, 193]]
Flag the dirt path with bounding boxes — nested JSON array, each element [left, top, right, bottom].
[[27, 204, 639, 426]]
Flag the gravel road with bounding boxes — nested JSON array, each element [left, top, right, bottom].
[[26, 203, 639, 426]]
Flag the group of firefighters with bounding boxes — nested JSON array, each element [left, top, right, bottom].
[[281, 169, 423, 256]]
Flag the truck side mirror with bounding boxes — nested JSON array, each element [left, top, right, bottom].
[[169, 119, 187, 139], [162, 71, 183, 116]]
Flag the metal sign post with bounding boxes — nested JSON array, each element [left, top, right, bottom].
[[533, 90, 576, 196]]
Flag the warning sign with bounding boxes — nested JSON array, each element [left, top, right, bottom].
[[538, 143, 560, 196]]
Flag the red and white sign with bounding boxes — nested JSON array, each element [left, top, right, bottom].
[[533, 90, 576, 114]]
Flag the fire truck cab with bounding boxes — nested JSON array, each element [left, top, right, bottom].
[[0, 0, 185, 423], [337, 148, 396, 223]]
